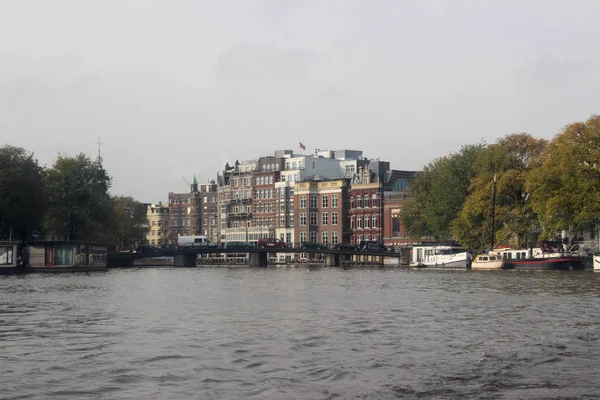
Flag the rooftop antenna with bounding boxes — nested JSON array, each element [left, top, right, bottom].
[[95, 136, 104, 164]]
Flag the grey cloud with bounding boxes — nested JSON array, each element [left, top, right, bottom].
[[216, 42, 316, 80]]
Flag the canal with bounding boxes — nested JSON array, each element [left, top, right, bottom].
[[2, 267, 600, 399]]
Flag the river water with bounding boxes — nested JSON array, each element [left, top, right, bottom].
[[2, 267, 600, 399]]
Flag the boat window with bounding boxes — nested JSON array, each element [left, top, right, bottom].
[[481, 256, 488, 261], [0, 246, 13, 265], [489, 256, 496, 261]]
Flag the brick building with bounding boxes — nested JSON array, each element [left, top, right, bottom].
[[294, 179, 348, 247], [168, 176, 201, 242], [382, 170, 416, 248], [348, 167, 384, 244]]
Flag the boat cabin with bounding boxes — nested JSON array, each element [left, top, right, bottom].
[[28, 241, 108, 269]]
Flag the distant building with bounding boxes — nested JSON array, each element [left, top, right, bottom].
[[382, 170, 416, 248], [200, 180, 218, 244], [168, 176, 201, 241], [146, 202, 170, 246], [348, 167, 384, 244], [293, 179, 349, 246]]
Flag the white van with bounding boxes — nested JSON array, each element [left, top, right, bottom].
[[177, 236, 217, 248]]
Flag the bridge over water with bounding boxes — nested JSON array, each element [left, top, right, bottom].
[[107, 247, 403, 268]]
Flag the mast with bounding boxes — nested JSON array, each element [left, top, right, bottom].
[[491, 174, 497, 250]]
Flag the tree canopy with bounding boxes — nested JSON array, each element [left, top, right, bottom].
[[402, 143, 485, 242], [44, 153, 113, 241], [0, 145, 45, 241], [452, 133, 547, 250], [527, 115, 600, 239]]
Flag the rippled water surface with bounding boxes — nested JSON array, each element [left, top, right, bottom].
[[2, 267, 600, 399]]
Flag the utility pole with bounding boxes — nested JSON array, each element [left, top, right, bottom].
[[491, 174, 497, 250]]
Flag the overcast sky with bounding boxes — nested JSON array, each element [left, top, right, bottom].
[[1, 0, 599, 202]]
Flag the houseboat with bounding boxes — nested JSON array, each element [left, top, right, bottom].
[[491, 246, 585, 271], [410, 245, 471, 269], [593, 254, 600, 271], [28, 241, 108, 272], [0, 241, 27, 275]]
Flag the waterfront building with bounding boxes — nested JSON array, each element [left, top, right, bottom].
[[293, 179, 349, 247], [217, 160, 258, 243], [348, 162, 390, 245], [200, 181, 219, 244], [275, 149, 365, 246], [252, 157, 283, 241], [168, 176, 201, 242], [145, 202, 170, 246], [382, 170, 416, 249]]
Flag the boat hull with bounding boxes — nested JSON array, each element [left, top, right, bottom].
[[507, 257, 585, 271], [412, 259, 469, 269], [594, 256, 600, 271], [29, 265, 108, 273], [471, 260, 506, 270]]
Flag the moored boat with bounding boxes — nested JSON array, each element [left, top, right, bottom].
[[471, 254, 507, 270], [0, 241, 27, 275], [593, 254, 600, 271], [28, 241, 108, 272], [491, 247, 585, 271], [410, 245, 470, 269]]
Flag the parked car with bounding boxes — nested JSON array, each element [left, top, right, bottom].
[[134, 245, 161, 253], [257, 237, 287, 249], [225, 241, 253, 249], [359, 241, 388, 252], [333, 243, 360, 251], [300, 241, 329, 250]]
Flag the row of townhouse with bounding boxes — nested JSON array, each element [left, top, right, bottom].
[[145, 148, 415, 248]]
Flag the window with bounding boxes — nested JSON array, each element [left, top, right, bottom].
[[357, 216, 362, 229], [372, 215, 377, 228], [310, 231, 317, 242], [322, 232, 328, 244], [322, 195, 328, 208], [300, 231, 307, 242], [300, 195, 306, 208], [280, 216, 285, 226], [350, 216, 354, 229], [356, 195, 362, 208], [331, 212, 338, 225], [0, 246, 14, 265], [310, 212, 317, 226], [310, 195, 317, 208], [322, 212, 328, 225], [364, 195, 370, 208], [357, 234, 362, 243], [332, 194, 338, 208], [372, 235, 378, 241], [300, 212, 307, 226], [331, 231, 338, 244], [364, 216, 369, 228]]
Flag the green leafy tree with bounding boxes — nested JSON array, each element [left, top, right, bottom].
[[527, 115, 600, 239], [402, 143, 485, 241], [0, 145, 46, 241], [109, 196, 149, 249], [453, 133, 547, 250], [44, 153, 113, 241]]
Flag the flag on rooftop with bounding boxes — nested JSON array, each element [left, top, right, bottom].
[[299, 142, 306, 150]]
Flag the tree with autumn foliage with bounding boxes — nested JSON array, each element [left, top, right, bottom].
[[526, 115, 600, 240], [402, 143, 485, 242], [452, 133, 547, 250]]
